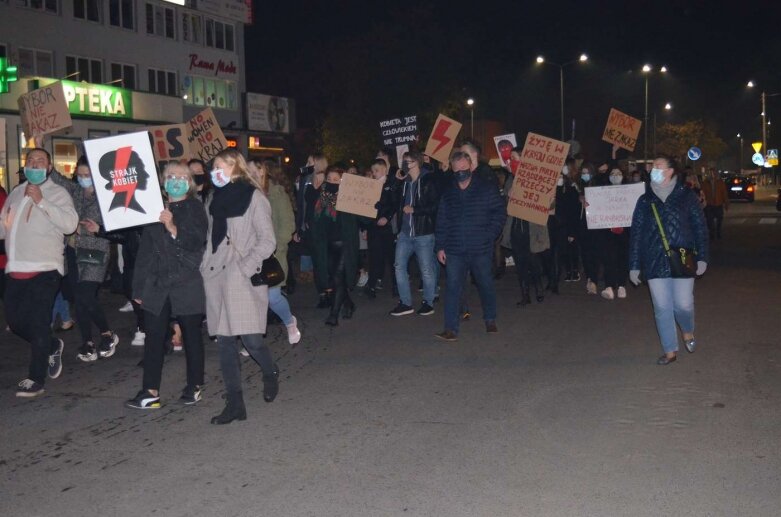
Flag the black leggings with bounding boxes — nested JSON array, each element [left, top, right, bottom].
[[75, 281, 110, 343], [328, 240, 353, 317]]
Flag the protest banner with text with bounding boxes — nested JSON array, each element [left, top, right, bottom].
[[507, 132, 570, 225], [145, 123, 191, 171], [424, 114, 462, 164], [584, 182, 645, 229], [335, 173, 383, 219], [379, 115, 418, 148], [83, 131, 166, 232], [186, 107, 227, 163], [17, 82, 72, 138], [601, 108, 642, 151]]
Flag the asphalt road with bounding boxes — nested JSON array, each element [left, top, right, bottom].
[[1, 186, 780, 517]]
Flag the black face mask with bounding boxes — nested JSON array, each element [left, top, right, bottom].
[[193, 174, 206, 186], [454, 169, 472, 182], [324, 183, 339, 193], [300, 165, 315, 176]]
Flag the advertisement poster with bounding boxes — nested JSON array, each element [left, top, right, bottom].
[[602, 108, 642, 152], [507, 132, 570, 225], [424, 114, 462, 164], [17, 82, 72, 138], [247, 93, 290, 133], [584, 183, 645, 229], [83, 131, 165, 232], [493, 133, 518, 168], [335, 173, 383, 219]]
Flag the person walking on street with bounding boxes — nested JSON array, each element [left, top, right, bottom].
[[364, 158, 397, 299], [629, 155, 709, 365], [434, 151, 505, 341], [202, 149, 279, 424], [701, 168, 729, 240], [125, 163, 208, 409], [1, 148, 78, 397]]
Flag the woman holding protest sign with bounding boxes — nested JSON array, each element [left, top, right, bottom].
[[599, 166, 631, 300], [201, 149, 279, 424], [629, 154, 709, 365], [125, 162, 208, 410]]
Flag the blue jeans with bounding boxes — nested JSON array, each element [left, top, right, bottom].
[[52, 290, 71, 324], [647, 278, 695, 354], [444, 253, 496, 333], [394, 233, 436, 306], [268, 287, 293, 326]]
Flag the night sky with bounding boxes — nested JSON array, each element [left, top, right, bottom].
[[246, 0, 781, 163]]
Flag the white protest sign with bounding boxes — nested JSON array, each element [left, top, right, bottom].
[[584, 182, 645, 229], [83, 131, 166, 232], [335, 173, 383, 219], [493, 133, 517, 168]]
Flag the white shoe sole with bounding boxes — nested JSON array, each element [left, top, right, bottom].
[[16, 389, 45, 398], [98, 334, 119, 358]]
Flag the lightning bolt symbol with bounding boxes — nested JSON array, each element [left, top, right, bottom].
[[431, 120, 453, 154], [112, 146, 137, 211]]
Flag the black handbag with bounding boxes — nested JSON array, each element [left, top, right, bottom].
[[250, 254, 285, 287], [651, 203, 697, 278], [76, 248, 107, 266]]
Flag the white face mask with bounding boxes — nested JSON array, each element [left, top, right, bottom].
[[609, 175, 623, 185], [561, 165, 569, 176], [557, 176, 565, 187]]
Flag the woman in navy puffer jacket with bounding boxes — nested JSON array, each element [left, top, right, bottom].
[[629, 155, 709, 365]]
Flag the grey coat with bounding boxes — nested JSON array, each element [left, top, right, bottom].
[[72, 187, 110, 283], [201, 190, 276, 336]]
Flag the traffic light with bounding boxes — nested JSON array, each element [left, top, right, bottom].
[[0, 58, 18, 94]]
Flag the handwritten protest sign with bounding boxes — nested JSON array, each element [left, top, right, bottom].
[[493, 133, 517, 168], [186, 107, 227, 163], [17, 82, 72, 138], [83, 131, 166, 232], [335, 173, 383, 219], [602, 108, 642, 151], [380, 115, 418, 148], [145, 123, 190, 171], [507, 132, 570, 225], [584, 182, 645, 229], [424, 114, 462, 164]]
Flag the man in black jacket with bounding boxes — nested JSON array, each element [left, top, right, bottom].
[[365, 158, 397, 298], [388, 151, 440, 317]]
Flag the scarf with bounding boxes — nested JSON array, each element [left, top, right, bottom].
[[208, 180, 255, 253], [314, 187, 338, 221]]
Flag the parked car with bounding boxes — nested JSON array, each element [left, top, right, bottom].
[[725, 175, 755, 202]]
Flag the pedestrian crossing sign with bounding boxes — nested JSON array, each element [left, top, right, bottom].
[[767, 149, 778, 166]]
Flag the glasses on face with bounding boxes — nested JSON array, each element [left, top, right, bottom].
[[164, 175, 190, 181]]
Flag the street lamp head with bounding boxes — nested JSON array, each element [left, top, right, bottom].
[[660, 66, 668, 73], [536, 56, 544, 64], [642, 64, 652, 73], [579, 53, 588, 62], [747, 80, 755, 88], [737, 133, 741, 138], [466, 98, 475, 106], [664, 102, 672, 110]]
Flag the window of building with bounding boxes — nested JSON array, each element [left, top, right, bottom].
[[148, 68, 176, 96], [183, 75, 237, 110], [0, 44, 7, 58], [66, 55, 103, 83], [109, 0, 134, 29], [146, 3, 175, 39], [16, 0, 58, 14], [74, 0, 100, 22], [110, 62, 136, 89], [17, 48, 54, 77], [182, 12, 202, 44], [205, 18, 234, 51]]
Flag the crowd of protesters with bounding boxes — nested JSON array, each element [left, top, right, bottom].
[[0, 135, 714, 421]]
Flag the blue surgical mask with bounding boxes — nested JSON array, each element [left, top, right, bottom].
[[454, 169, 471, 182], [77, 176, 93, 188], [581, 173, 592, 183], [165, 178, 189, 198], [650, 168, 665, 184], [210, 168, 230, 188], [24, 167, 47, 185]]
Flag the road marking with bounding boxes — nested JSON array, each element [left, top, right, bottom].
[[759, 218, 777, 225]]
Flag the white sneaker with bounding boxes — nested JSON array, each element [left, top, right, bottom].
[[617, 286, 627, 299], [356, 271, 369, 288], [601, 287, 615, 300], [586, 280, 597, 295], [286, 316, 302, 345], [118, 301, 133, 313], [131, 330, 146, 346]]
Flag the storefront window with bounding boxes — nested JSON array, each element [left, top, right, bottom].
[[53, 138, 80, 177], [183, 75, 237, 110]]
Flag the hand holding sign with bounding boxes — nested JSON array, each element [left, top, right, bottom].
[[424, 114, 462, 164]]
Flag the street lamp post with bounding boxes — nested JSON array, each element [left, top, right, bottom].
[[737, 133, 744, 172], [747, 81, 781, 182], [653, 102, 672, 156], [536, 54, 588, 140], [642, 64, 667, 164], [466, 98, 475, 139]]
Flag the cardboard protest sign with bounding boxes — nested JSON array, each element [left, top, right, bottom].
[[379, 115, 418, 148], [493, 133, 517, 168], [145, 123, 190, 171], [186, 107, 227, 163], [83, 131, 166, 232], [335, 173, 383, 219], [507, 132, 570, 225], [584, 182, 645, 229], [602, 108, 642, 151], [17, 82, 72, 138], [424, 114, 462, 164]]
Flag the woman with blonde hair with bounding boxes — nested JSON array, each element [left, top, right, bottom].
[[125, 162, 208, 409], [202, 149, 279, 424]]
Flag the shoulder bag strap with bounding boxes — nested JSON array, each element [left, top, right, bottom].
[[650, 202, 671, 252]]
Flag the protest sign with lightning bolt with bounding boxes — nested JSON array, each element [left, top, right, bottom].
[[424, 114, 462, 163]]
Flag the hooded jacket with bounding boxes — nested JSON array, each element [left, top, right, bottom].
[[392, 166, 440, 237]]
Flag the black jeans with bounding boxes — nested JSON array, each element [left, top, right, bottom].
[[216, 334, 274, 394], [328, 240, 353, 317], [367, 225, 396, 290], [704, 205, 724, 239], [142, 298, 204, 391], [5, 271, 62, 384], [603, 232, 629, 289], [74, 281, 110, 343]]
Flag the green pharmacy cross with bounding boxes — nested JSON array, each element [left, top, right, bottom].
[[0, 58, 18, 94]]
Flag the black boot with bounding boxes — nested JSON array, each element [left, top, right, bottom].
[[517, 283, 531, 306], [263, 364, 279, 403], [210, 391, 247, 425], [342, 297, 356, 319], [534, 278, 545, 303], [316, 292, 330, 309]]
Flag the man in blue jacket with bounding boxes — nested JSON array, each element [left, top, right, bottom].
[[435, 151, 506, 341]]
